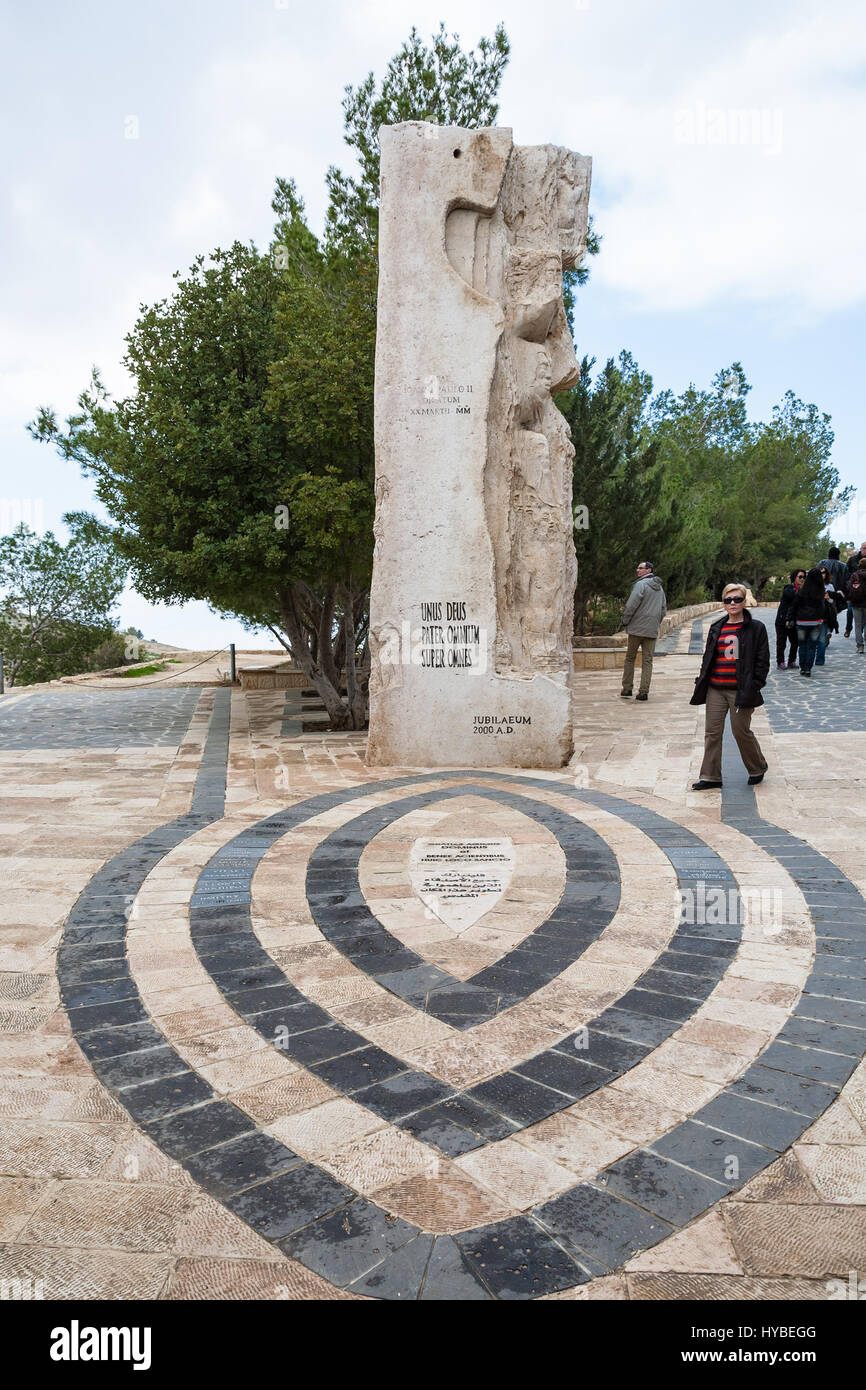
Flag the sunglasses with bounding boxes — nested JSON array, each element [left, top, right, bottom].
[[723, 596, 745, 604]]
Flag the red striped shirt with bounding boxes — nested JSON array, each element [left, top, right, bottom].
[[709, 622, 740, 687]]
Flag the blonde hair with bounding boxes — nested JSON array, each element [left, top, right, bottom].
[[721, 582, 748, 602]]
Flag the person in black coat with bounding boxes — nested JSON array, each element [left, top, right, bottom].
[[775, 567, 804, 668], [788, 567, 831, 675], [690, 583, 770, 790]]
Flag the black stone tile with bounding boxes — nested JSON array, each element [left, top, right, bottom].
[[75, 1021, 166, 1061], [212, 962, 287, 993], [309, 1045, 407, 1093], [227, 983, 306, 1014], [667, 935, 738, 959], [354, 1071, 455, 1122], [92, 1045, 189, 1090], [183, 1131, 301, 1198], [195, 935, 260, 965], [56, 957, 129, 986], [794, 995, 866, 1029], [513, 1051, 612, 1100], [397, 1112, 485, 1158], [419, 1235, 492, 1300], [408, 1094, 517, 1144], [339, 937, 422, 973], [347, 1234, 435, 1300], [425, 984, 504, 1023], [374, 964, 452, 999], [144, 1100, 256, 1159], [467, 1072, 572, 1126], [555, 1028, 651, 1073], [121, 1070, 215, 1123], [591, 1008, 678, 1048], [638, 968, 716, 999], [756, 1040, 858, 1089], [807, 975, 866, 1004], [282, 1025, 368, 1066], [615, 988, 697, 1023], [456, 1216, 587, 1300], [246, 1000, 332, 1034], [651, 1120, 775, 1187], [471, 962, 553, 994], [655, 950, 728, 980], [535, 1183, 674, 1270], [598, 1151, 728, 1226], [66, 997, 149, 1033], [60, 976, 138, 1010], [280, 1198, 420, 1287], [63, 925, 126, 947], [776, 1016, 866, 1058], [225, 1163, 354, 1240], [58, 941, 126, 966], [692, 1093, 812, 1152], [729, 1063, 838, 1116]]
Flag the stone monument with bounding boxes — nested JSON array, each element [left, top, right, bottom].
[[366, 122, 592, 768]]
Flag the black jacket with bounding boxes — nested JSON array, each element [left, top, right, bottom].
[[776, 582, 799, 627], [788, 589, 827, 625], [690, 609, 770, 708]]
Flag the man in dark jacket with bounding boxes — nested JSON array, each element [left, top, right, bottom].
[[690, 585, 770, 790], [819, 546, 848, 593]]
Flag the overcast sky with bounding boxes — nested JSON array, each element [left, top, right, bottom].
[[2, 0, 864, 646]]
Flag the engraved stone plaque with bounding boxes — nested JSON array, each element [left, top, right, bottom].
[[409, 837, 514, 933]]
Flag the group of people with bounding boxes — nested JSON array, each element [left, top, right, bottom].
[[616, 545, 866, 790], [774, 543, 866, 675]]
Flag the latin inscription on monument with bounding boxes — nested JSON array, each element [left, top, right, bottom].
[[419, 601, 481, 669], [409, 837, 514, 932]]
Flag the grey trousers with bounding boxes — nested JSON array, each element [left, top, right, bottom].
[[699, 686, 768, 782], [622, 634, 656, 696]]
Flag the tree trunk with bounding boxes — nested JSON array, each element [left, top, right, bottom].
[[342, 582, 367, 730], [275, 583, 369, 731]]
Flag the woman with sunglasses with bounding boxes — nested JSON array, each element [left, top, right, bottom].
[[788, 567, 829, 676], [775, 568, 804, 669], [690, 583, 770, 790]]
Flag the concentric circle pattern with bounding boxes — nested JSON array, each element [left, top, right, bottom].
[[57, 691, 866, 1299]]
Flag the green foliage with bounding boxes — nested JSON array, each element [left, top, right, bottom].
[[558, 351, 663, 632], [325, 22, 511, 256], [562, 357, 852, 630], [119, 662, 167, 677], [0, 518, 126, 685]]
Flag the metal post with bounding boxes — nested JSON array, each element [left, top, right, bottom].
[[0, 652, 4, 695], [229, 644, 236, 684]]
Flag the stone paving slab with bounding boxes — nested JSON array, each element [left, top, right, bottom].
[[0, 645, 865, 1301]]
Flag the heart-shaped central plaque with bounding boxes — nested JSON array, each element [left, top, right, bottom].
[[408, 836, 514, 933]]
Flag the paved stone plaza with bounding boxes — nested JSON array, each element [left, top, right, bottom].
[[1, 608, 865, 1301]]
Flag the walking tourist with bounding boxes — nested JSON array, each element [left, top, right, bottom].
[[820, 546, 848, 593], [844, 543, 866, 636], [776, 568, 804, 668], [789, 567, 828, 676], [690, 582, 770, 790], [619, 560, 666, 702], [847, 557, 866, 654], [815, 563, 839, 664]]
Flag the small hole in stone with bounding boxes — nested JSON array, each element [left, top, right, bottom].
[[453, 148, 461, 158]]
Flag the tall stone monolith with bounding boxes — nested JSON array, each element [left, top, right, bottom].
[[366, 122, 592, 768]]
